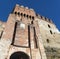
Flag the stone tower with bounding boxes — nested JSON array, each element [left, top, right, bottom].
[[0, 4, 60, 59]]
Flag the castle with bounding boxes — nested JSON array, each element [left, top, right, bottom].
[[0, 4, 60, 59]]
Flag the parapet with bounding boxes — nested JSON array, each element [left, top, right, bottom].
[[12, 4, 36, 19], [36, 13, 53, 24], [11, 4, 54, 24]]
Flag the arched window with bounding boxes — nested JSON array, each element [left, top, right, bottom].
[[24, 14, 26, 17], [27, 15, 28, 18], [29, 16, 31, 19]]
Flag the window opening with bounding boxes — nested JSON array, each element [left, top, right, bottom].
[[50, 30, 52, 34], [46, 39, 49, 43]]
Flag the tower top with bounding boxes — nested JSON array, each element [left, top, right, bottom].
[[12, 4, 54, 24], [13, 4, 36, 17]]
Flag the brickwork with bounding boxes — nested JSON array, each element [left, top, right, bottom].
[[0, 4, 60, 59]]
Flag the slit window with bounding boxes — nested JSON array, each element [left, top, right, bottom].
[[50, 30, 52, 34], [0, 31, 3, 39], [24, 14, 26, 17], [48, 24, 51, 28], [29, 16, 31, 19], [46, 39, 49, 43]]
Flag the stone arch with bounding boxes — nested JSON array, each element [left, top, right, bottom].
[[10, 51, 30, 59]]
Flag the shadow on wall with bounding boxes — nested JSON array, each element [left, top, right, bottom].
[[10, 51, 30, 59]]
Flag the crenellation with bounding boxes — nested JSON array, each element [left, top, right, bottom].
[[14, 4, 36, 20], [36, 14, 54, 24]]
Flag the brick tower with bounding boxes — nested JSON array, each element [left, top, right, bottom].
[[0, 4, 60, 59]]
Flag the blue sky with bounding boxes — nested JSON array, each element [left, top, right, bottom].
[[0, 0, 60, 30]]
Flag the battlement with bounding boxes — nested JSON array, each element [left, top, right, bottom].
[[36, 14, 53, 24], [12, 4, 54, 24], [12, 4, 35, 20]]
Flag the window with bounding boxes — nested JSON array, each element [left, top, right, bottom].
[[29, 16, 31, 19], [32, 16, 34, 20], [50, 30, 52, 34], [24, 14, 26, 17], [21, 13, 23, 16], [18, 12, 20, 16], [46, 39, 49, 43], [27, 15, 28, 18], [0, 31, 3, 39], [14, 12, 17, 15], [48, 24, 51, 28], [31, 21, 33, 24]]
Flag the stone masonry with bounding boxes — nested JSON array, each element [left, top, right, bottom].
[[0, 4, 60, 59]]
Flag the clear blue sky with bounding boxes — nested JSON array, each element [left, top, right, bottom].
[[0, 0, 60, 30]]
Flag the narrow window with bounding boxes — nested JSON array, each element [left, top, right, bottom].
[[14, 12, 17, 15], [48, 24, 51, 28], [11, 22, 17, 45], [0, 31, 3, 39], [50, 30, 52, 34], [32, 16, 34, 20], [24, 14, 26, 17], [46, 39, 49, 43]]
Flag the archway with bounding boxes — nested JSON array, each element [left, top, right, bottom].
[[10, 51, 30, 59]]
